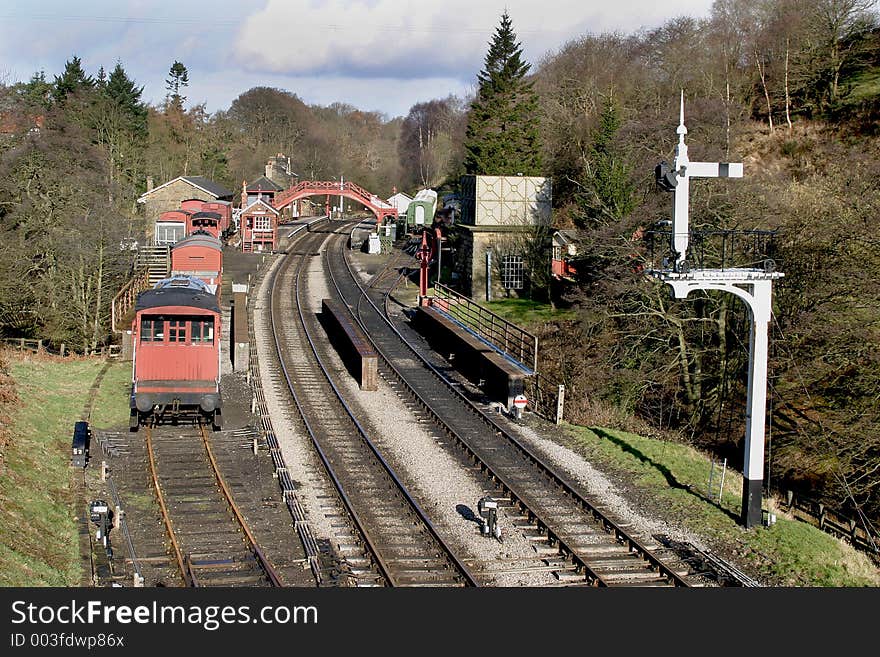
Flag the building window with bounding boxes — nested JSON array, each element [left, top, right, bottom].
[[253, 215, 272, 231], [155, 222, 185, 245], [168, 320, 187, 343], [501, 255, 524, 290], [140, 318, 165, 342], [191, 318, 214, 344]]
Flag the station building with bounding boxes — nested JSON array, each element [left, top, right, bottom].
[[137, 176, 234, 244], [452, 175, 552, 302]]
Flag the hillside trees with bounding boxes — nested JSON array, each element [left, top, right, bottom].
[[398, 96, 467, 190], [90, 63, 149, 204], [532, 5, 880, 527], [0, 115, 132, 351]]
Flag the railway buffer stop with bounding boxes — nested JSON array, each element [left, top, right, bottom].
[[646, 94, 784, 528]]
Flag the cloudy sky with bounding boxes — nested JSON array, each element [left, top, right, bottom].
[[0, 0, 715, 118]]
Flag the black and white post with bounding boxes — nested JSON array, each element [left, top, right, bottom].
[[650, 93, 784, 528]]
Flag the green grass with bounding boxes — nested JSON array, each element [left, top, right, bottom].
[[89, 361, 132, 430], [0, 355, 103, 586], [483, 298, 576, 327], [563, 424, 879, 587], [842, 66, 880, 104]]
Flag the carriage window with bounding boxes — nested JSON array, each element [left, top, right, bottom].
[[140, 318, 165, 342], [191, 318, 214, 344], [168, 320, 187, 343]]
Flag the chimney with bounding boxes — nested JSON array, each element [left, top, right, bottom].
[[147, 176, 154, 192], [241, 180, 247, 208]]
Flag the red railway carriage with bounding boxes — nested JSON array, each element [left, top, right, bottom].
[[200, 201, 233, 234], [155, 209, 191, 245], [130, 276, 222, 430], [187, 211, 222, 238], [170, 233, 223, 295], [180, 198, 206, 213]]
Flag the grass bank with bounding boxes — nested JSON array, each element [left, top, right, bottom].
[[0, 352, 103, 586], [562, 424, 880, 586], [89, 361, 131, 429], [484, 298, 576, 327]]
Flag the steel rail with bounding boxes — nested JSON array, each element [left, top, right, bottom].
[[331, 243, 614, 585], [331, 230, 690, 587], [295, 244, 478, 587], [271, 221, 476, 586], [198, 424, 283, 587], [144, 425, 190, 586], [269, 223, 395, 586], [145, 424, 283, 587]]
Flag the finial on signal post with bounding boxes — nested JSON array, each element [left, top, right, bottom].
[[677, 90, 687, 139]]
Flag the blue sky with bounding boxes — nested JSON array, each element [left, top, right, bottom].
[[0, 0, 715, 118]]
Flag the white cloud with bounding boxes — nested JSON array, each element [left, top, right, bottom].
[[234, 0, 715, 80]]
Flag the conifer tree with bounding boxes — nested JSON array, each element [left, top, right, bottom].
[[463, 12, 542, 176], [15, 71, 53, 110], [165, 60, 189, 112], [578, 95, 635, 225], [52, 55, 95, 103], [105, 62, 148, 138]]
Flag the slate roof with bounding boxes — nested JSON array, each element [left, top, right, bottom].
[[137, 176, 234, 202], [246, 175, 284, 192]]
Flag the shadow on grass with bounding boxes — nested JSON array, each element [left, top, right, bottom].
[[589, 426, 740, 524]]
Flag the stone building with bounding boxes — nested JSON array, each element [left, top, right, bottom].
[[452, 175, 552, 302], [137, 176, 234, 242]]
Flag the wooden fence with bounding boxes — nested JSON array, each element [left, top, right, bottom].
[[781, 489, 878, 556], [111, 267, 151, 333], [1, 338, 120, 358]]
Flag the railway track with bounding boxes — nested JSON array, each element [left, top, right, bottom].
[[267, 222, 477, 587], [145, 423, 283, 587], [327, 228, 693, 587]]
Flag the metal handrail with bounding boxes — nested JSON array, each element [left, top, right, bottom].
[[433, 283, 538, 373]]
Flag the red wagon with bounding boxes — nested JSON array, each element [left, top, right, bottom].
[[130, 276, 222, 430], [171, 233, 223, 296]]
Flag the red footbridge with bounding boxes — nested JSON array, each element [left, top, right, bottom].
[[273, 180, 398, 223]]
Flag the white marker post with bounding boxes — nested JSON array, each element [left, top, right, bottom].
[[651, 94, 783, 528]]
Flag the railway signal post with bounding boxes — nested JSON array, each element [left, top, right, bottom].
[[648, 93, 784, 528], [417, 230, 432, 305]]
